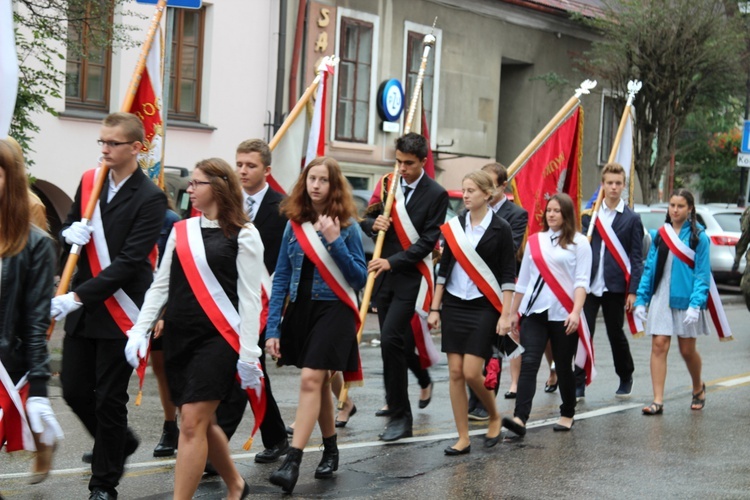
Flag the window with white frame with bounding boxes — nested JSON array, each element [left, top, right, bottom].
[[333, 9, 379, 145]]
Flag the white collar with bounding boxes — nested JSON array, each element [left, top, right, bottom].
[[465, 209, 492, 231], [243, 184, 269, 205], [600, 198, 625, 214], [200, 215, 220, 228]]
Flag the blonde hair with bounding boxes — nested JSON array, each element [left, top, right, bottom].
[[463, 170, 495, 202]]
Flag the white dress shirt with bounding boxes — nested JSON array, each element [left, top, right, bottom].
[[445, 210, 493, 300], [516, 230, 592, 321], [107, 171, 134, 202], [242, 184, 269, 220], [400, 171, 424, 205], [490, 196, 507, 214], [590, 198, 625, 297]]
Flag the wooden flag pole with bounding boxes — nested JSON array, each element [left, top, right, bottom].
[[506, 79, 597, 183], [586, 80, 642, 241], [48, 0, 169, 339], [268, 66, 326, 151], [337, 26, 437, 409]]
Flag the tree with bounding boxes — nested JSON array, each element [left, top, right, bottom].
[[581, 0, 747, 203], [11, 0, 139, 164]]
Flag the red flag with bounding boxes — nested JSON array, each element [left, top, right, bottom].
[[0, 369, 34, 452], [511, 106, 584, 236]]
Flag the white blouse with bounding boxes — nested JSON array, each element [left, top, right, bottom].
[[445, 209, 492, 300], [516, 230, 592, 321], [129, 216, 263, 361]]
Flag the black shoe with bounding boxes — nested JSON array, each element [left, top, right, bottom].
[[501, 416, 526, 437], [82, 451, 93, 464], [240, 481, 250, 499], [484, 433, 501, 448], [544, 381, 558, 393], [285, 426, 294, 436], [89, 488, 116, 500], [575, 384, 585, 402], [255, 438, 290, 464], [153, 420, 179, 458], [83, 429, 139, 464], [616, 377, 634, 398], [468, 408, 490, 421], [379, 417, 413, 442], [504, 391, 516, 399], [314, 434, 339, 479], [269, 447, 303, 493], [418, 382, 434, 409], [552, 420, 575, 432], [375, 407, 394, 417], [204, 460, 218, 476], [444, 445, 471, 456], [335, 404, 357, 428]]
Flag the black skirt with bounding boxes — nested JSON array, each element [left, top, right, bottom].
[[440, 291, 500, 360], [279, 257, 359, 371]]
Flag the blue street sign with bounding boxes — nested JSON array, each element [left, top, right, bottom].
[[742, 120, 750, 154], [136, 0, 202, 9]]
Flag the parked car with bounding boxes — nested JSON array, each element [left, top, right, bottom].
[[163, 166, 192, 218], [634, 203, 745, 284]]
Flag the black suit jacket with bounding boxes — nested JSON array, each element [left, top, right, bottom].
[[494, 199, 528, 253], [362, 173, 448, 278], [582, 205, 644, 295], [253, 188, 287, 273], [438, 212, 517, 289], [61, 167, 167, 339]]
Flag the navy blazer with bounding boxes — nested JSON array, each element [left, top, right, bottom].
[[253, 187, 287, 274], [494, 199, 528, 253], [437, 212, 517, 290], [582, 205, 645, 295]]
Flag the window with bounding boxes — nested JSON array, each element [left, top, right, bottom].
[[599, 93, 619, 165], [65, 15, 112, 111], [169, 8, 205, 121], [405, 31, 435, 130], [335, 17, 373, 142]]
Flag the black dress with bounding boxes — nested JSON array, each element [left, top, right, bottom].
[[441, 291, 499, 360], [162, 227, 240, 406], [279, 257, 358, 371]]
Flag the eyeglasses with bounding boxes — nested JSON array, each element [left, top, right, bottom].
[[97, 140, 136, 148], [187, 180, 212, 189]]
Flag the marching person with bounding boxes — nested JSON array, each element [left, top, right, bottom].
[[0, 138, 63, 483], [635, 189, 710, 416], [427, 170, 515, 454], [124, 158, 261, 499], [503, 194, 593, 437], [363, 133, 449, 442], [265, 157, 367, 493], [576, 162, 643, 400], [53, 112, 166, 500], [212, 138, 291, 466]]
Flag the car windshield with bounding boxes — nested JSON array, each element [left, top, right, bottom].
[[639, 212, 666, 232], [712, 213, 742, 232]]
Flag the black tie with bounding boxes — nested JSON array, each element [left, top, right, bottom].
[[403, 185, 413, 202]]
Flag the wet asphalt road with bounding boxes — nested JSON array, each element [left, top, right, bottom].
[[2, 297, 750, 499]]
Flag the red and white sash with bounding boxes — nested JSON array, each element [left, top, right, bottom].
[[390, 182, 441, 368], [0, 364, 34, 452], [594, 215, 644, 337], [290, 221, 363, 385], [528, 233, 597, 385], [173, 218, 266, 436], [658, 224, 733, 341], [440, 216, 504, 313]]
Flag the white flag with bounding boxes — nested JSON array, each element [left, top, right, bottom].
[[613, 106, 635, 204], [0, 0, 19, 137]]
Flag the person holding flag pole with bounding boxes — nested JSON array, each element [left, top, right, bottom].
[[576, 80, 644, 401]]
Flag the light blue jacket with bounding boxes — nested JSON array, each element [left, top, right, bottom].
[[266, 219, 367, 340], [635, 223, 711, 310]]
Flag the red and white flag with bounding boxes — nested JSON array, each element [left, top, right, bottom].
[[0, 0, 19, 137], [129, 27, 165, 189], [0, 365, 34, 453]]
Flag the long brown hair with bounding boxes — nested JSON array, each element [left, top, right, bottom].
[[281, 156, 357, 227], [194, 158, 248, 237], [0, 138, 31, 257], [543, 193, 578, 248]]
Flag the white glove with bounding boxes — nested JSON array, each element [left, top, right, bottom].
[[50, 292, 83, 321], [237, 359, 264, 394], [125, 329, 151, 369], [634, 305, 648, 323], [683, 307, 700, 325], [26, 397, 64, 446], [62, 221, 93, 246]]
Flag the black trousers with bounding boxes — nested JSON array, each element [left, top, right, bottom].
[[215, 346, 287, 449], [375, 273, 422, 421], [574, 292, 634, 387], [61, 335, 134, 495], [514, 311, 578, 423]]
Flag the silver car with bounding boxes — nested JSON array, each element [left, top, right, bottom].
[[634, 203, 746, 284]]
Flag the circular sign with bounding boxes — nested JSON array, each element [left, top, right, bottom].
[[377, 79, 404, 122]]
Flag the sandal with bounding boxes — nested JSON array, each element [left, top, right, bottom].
[[691, 383, 706, 411], [642, 402, 664, 415]]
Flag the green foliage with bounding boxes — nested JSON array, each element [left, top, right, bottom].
[[529, 72, 570, 97]]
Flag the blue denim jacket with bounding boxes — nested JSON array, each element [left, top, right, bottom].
[[266, 218, 368, 340]]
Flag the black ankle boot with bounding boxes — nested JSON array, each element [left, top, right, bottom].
[[269, 447, 303, 493], [314, 434, 339, 479], [153, 420, 179, 458]]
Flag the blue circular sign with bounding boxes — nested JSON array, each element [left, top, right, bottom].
[[377, 79, 404, 122]]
